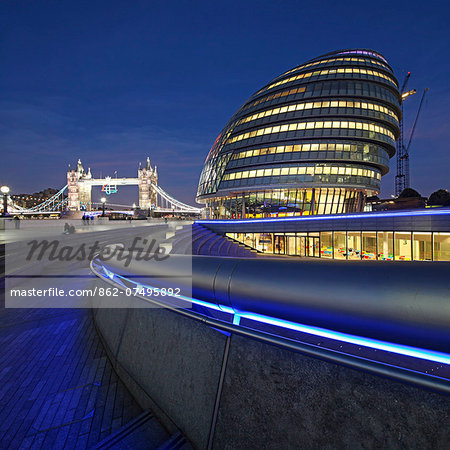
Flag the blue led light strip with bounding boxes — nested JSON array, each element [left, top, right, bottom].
[[198, 208, 450, 225], [93, 261, 450, 366], [236, 311, 450, 365], [97, 263, 235, 315]]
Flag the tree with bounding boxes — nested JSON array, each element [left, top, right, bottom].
[[399, 188, 421, 198], [428, 189, 450, 207]]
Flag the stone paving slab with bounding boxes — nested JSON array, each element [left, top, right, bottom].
[[0, 305, 143, 449]]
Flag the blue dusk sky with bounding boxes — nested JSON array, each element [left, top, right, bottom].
[[1, 0, 449, 204]]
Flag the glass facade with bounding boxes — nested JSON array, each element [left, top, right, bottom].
[[206, 188, 363, 218], [197, 49, 401, 219], [226, 231, 450, 261]]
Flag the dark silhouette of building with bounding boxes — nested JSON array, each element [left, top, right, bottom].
[[12, 188, 63, 209]]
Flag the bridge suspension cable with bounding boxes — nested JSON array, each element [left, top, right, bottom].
[[8, 185, 68, 213], [6, 182, 201, 215], [151, 183, 202, 213]]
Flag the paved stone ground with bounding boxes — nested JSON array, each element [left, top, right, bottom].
[[0, 223, 176, 449], [0, 304, 143, 449]]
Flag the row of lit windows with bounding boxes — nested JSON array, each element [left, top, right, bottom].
[[226, 231, 450, 262], [223, 165, 381, 181], [247, 87, 306, 109], [336, 50, 388, 64], [231, 142, 387, 160], [220, 174, 379, 191], [244, 82, 399, 114], [13, 196, 50, 201], [200, 124, 393, 195], [235, 100, 399, 127], [227, 150, 388, 170], [227, 120, 395, 144], [279, 56, 391, 79], [262, 67, 398, 93]]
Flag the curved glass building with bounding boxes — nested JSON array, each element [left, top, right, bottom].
[[197, 49, 401, 218]]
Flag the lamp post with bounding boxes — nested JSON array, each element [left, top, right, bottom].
[[101, 197, 106, 217], [1, 185, 10, 217]]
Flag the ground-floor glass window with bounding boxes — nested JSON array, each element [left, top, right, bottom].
[[286, 233, 296, 256], [320, 232, 333, 258], [308, 232, 320, 257], [394, 232, 412, 261], [274, 234, 285, 254], [333, 231, 347, 259], [225, 230, 448, 261], [434, 232, 450, 261], [296, 234, 307, 257], [377, 231, 393, 260], [255, 233, 273, 253], [347, 231, 361, 260], [413, 232, 432, 261], [362, 232, 377, 260]]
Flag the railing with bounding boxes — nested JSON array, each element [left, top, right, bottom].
[[91, 254, 450, 394]]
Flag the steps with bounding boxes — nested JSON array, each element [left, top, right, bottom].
[[93, 410, 192, 449], [93, 410, 168, 449], [155, 431, 192, 450], [167, 223, 258, 257]]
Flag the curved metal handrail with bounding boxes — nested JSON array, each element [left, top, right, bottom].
[[90, 255, 450, 394], [92, 254, 450, 353]]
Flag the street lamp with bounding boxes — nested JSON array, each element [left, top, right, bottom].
[[1, 185, 10, 217], [101, 197, 106, 216]]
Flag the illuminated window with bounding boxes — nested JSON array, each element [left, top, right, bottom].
[[413, 233, 432, 261], [394, 232, 412, 261], [347, 232, 361, 260], [433, 233, 450, 261], [334, 232, 347, 259], [362, 232, 377, 260], [259, 66, 397, 93]]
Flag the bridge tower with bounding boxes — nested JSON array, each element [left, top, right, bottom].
[[67, 159, 92, 211], [138, 157, 158, 210]]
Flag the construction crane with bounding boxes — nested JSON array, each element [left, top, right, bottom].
[[395, 72, 417, 196], [401, 88, 429, 190]]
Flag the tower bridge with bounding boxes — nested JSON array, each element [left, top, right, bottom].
[[7, 158, 202, 215], [67, 157, 158, 211]]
